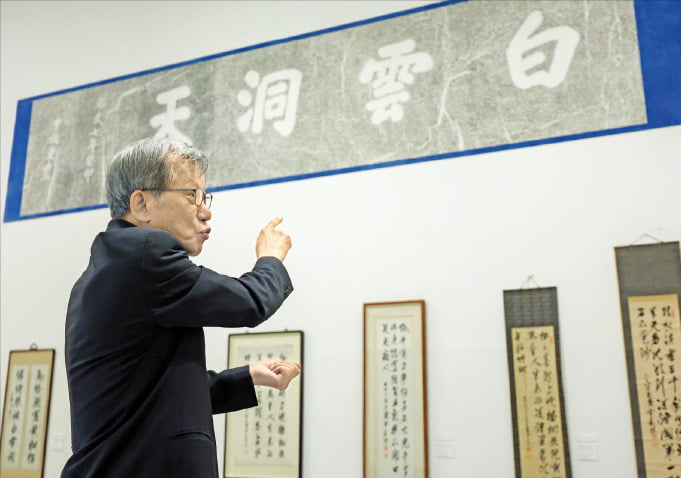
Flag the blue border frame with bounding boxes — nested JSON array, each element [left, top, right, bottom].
[[4, 0, 680, 222]]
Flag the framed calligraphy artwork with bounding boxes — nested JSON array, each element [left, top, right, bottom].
[[616, 241, 681, 478], [223, 331, 303, 478], [364, 300, 428, 478], [0, 347, 55, 478], [504, 287, 571, 478]]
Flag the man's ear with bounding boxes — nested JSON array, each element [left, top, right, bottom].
[[127, 190, 153, 224]]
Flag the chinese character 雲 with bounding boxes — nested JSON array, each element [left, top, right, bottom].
[[359, 39, 433, 125]]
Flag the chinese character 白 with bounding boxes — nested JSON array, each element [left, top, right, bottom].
[[506, 10, 580, 89]]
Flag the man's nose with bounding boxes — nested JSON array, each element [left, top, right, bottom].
[[198, 204, 212, 221]]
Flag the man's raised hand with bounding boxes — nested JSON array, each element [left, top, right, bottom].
[[255, 217, 292, 262]]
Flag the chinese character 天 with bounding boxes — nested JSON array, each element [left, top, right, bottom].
[[149, 86, 193, 144]]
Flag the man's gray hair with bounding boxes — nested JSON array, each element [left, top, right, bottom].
[[106, 138, 208, 219]]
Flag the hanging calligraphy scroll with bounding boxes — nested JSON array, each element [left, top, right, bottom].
[[364, 300, 428, 478], [0, 347, 55, 478], [224, 331, 303, 478], [504, 287, 571, 478], [615, 241, 681, 478]]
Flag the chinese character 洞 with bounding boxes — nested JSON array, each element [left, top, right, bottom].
[[149, 86, 193, 144], [506, 10, 580, 89], [359, 39, 433, 125], [237, 69, 303, 137]]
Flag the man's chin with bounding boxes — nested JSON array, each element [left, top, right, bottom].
[[188, 247, 202, 257], [185, 241, 203, 257]]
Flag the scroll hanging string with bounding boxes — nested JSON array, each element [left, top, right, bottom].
[[519, 275, 541, 289], [630, 233, 664, 245]]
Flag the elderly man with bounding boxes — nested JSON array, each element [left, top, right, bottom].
[[62, 138, 299, 477]]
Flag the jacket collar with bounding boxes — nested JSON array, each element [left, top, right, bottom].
[[107, 218, 137, 231]]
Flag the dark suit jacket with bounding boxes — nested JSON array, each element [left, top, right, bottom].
[[62, 219, 293, 477]]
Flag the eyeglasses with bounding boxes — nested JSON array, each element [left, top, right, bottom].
[[144, 188, 213, 209]]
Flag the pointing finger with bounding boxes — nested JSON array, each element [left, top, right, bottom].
[[267, 217, 283, 229]]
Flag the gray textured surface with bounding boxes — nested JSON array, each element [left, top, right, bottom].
[[20, 0, 645, 215], [503, 287, 559, 328]]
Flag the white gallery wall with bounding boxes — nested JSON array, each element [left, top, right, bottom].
[[1, 1, 680, 477]]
